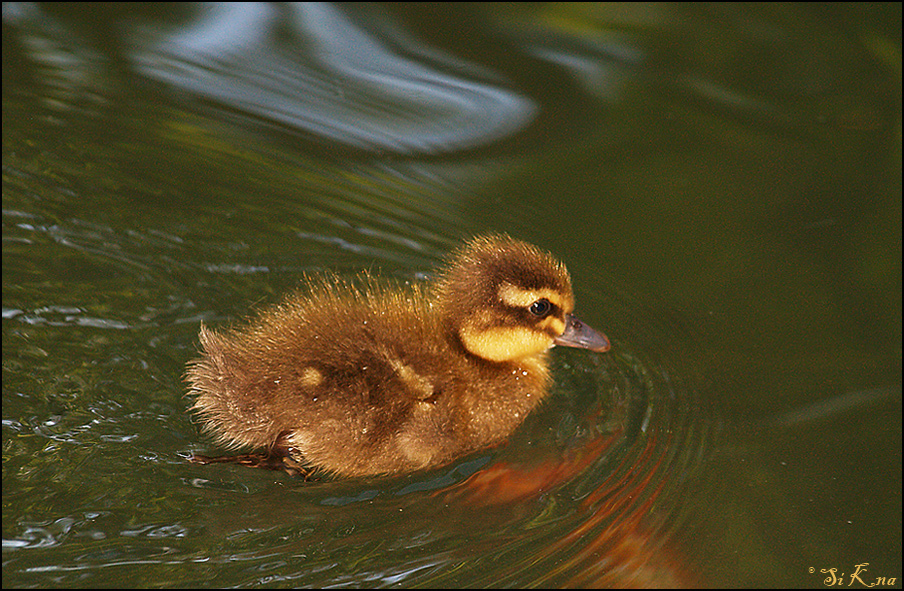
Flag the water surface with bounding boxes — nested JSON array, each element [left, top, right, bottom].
[[3, 3, 900, 587]]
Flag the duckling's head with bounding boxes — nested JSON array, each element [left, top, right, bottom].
[[436, 235, 609, 363]]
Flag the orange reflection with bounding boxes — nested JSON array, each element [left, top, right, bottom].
[[443, 431, 698, 587]]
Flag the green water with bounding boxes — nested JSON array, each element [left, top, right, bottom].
[[3, 3, 900, 587]]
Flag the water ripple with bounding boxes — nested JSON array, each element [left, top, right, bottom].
[[133, 3, 536, 154]]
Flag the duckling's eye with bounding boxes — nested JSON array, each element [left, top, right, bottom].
[[529, 298, 552, 317]]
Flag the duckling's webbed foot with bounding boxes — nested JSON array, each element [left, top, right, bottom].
[[190, 432, 317, 479]]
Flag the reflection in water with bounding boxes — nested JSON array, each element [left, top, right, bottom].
[[427, 342, 709, 588], [439, 431, 695, 587], [133, 3, 536, 154]]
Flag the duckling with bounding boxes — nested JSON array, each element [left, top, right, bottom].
[[187, 234, 610, 478]]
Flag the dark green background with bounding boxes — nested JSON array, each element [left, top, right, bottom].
[[3, 3, 900, 587]]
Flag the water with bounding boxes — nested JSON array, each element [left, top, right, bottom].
[[3, 3, 900, 587]]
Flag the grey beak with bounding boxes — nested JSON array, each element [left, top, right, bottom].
[[554, 314, 610, 352]]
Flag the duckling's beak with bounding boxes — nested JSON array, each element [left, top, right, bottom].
[[555, 314, 611, 352]]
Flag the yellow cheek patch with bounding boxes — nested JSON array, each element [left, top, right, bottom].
[[497, 282, 567, 310], [460, 325, 555, 362], [540, 316, 567, 336]]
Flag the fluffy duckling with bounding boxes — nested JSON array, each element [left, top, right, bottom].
[[187, 234, 609, 478]]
